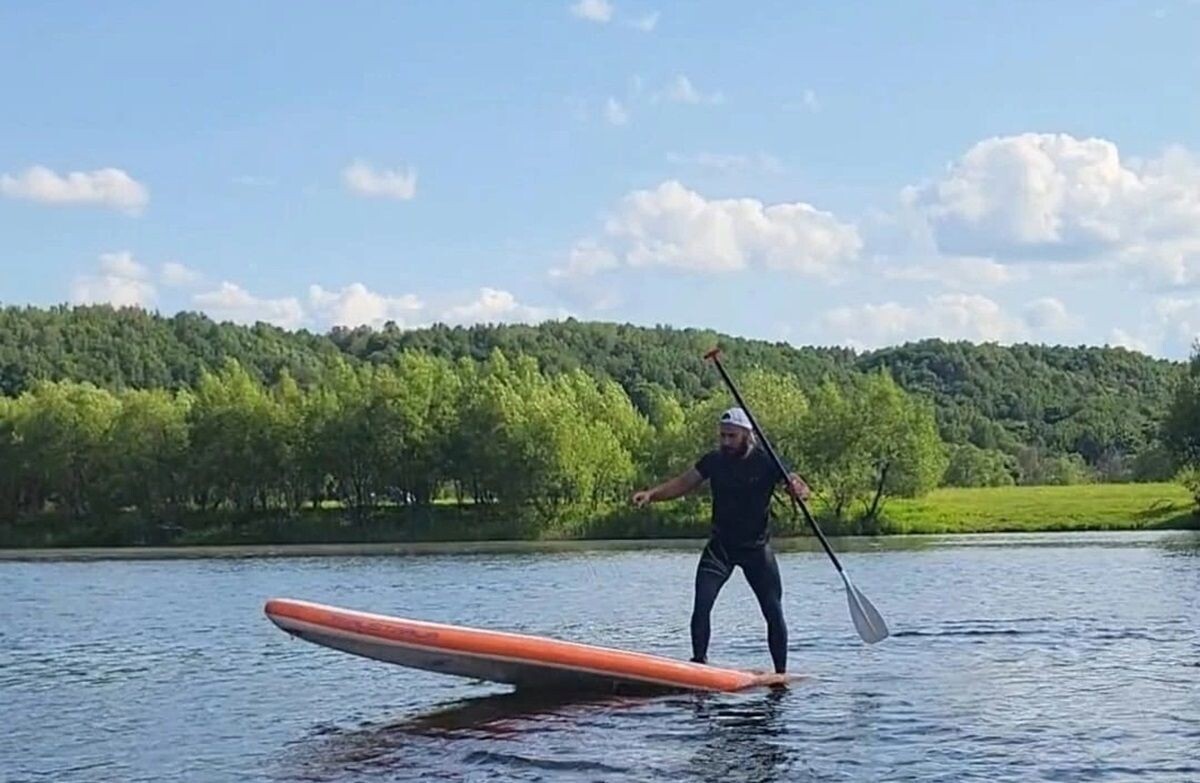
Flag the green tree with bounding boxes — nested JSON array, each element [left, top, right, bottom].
[[1013, 446, 1094, 485], [1128, 442, 1177, 482], [683, 369, 810, 462], [17, 381, 120, 517], [942, 444, 1017, 487], [186, 359, 289, 513], [444, 352, 640, 521], [637, 383, 690, 483], [0, 396, 23, 519], [105, 388, 191, 517], [385, 351, 464, 504], [797, 372, 946, 527], [1162, 361, 1200, 468], [795, 379, 872, 524], [858, 371, 948, 521]]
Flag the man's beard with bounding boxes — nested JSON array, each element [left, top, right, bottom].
[[721, 440, 749, 457]]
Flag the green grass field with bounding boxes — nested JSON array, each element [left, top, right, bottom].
[[879, 482, 1197, 534]]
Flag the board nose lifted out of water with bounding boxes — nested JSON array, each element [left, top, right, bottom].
[[264, 598, 794, 694]]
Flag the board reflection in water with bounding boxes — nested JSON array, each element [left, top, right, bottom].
[[277, 686, 800, 783]]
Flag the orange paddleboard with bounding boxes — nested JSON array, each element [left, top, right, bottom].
[[264, 598, 792, 693]]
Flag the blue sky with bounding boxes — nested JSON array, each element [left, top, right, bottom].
[[2, 1, 1199, 357]]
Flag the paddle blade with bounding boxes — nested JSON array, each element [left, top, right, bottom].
[[844, 579, 890, 644]]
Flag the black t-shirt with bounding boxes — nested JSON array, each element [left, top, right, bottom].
[[694, 447, 786, 548]]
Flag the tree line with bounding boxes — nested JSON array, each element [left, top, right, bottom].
[[1, 306, 1182, 484], [0, 305, 1194, 532], [0, 350, 950, 529]]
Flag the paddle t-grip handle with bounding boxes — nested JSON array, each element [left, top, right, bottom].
[[704, 347, 721, 361]]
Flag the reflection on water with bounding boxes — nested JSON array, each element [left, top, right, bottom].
[[280, 685, 802, 783], [400, 688, 634, 737], [683, 688, 793, 783], [279, 689, 640, 780], [1158, 531, 1200, 556], [290, 692, 572, 779]]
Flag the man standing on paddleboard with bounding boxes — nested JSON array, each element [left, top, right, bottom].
[[631, 407, 809, 674]]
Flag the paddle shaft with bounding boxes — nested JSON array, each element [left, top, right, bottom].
[[703, 348, 847, 577]]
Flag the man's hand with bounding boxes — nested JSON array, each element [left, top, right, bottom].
[[631, 468, 704, 507], [631, 489, 654, 507], [785, 473, 810, 501]]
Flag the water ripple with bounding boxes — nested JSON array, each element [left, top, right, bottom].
[[2, 531, 1198, 782]]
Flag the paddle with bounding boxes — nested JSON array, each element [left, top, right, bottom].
[[703, 347, 889, 645]]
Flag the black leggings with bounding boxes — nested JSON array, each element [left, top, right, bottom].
[[691, 538, 788, 673]]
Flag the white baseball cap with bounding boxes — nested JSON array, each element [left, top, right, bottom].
[[718, 407, 752, 431]]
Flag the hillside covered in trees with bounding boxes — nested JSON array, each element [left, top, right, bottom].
[[333, 320, 1183, 480], [0, 305, 1185, 490]]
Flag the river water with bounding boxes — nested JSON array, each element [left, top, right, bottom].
[[2, 532, 1198, 782]]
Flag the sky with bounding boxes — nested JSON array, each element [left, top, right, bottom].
[[2, 1, 1200, 358]]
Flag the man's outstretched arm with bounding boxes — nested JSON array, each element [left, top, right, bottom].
[[632, 468, 705, 507]]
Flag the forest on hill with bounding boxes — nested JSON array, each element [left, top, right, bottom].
[[1, 304, 1196, 540], [0, 306, 1186, 461], [333, 319, 1183, 482], [2, 305, 1180, 475]]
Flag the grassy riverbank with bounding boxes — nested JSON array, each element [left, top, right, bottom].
[[0, 483, 1195, 550], [878, 482, 1196, 533]]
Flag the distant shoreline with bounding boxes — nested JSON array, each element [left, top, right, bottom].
[[4, 528, 1199, 563], [2, 483, 1195, 556], [0, 538, 713, 561]]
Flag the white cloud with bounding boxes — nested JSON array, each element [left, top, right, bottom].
[[905, 134, 1200, 273], [342, 159, 417, 200], [193, 282, 305, 329], [558, 180, 860, 278], [880, 256, 1022, 288], [571, 0, 612, 22], [550, 239, 620, 278], [821, 294, 1028, 349], [438, 287, 567, 326], [1108, 328, 1153, 354], [1, 165, 148, 215], [186, 279, 565, 332], [1093, 297, 1200, 358], [821, 293, 1087, 350], [630, 11, 658, 31], [99, 251, 147, 280], [308, 283, 424, 328], [605, 97, 629, 126], [1154, 297, 1200, 351], [1122, 239, 1200, 286], [161, 261, 202, 288], [548, 244, 623, 312], [72, 277, 154, 309], [1023, 297, 1076, 331], [71, 252, 156, 308], [659, 75, 724, 105]]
